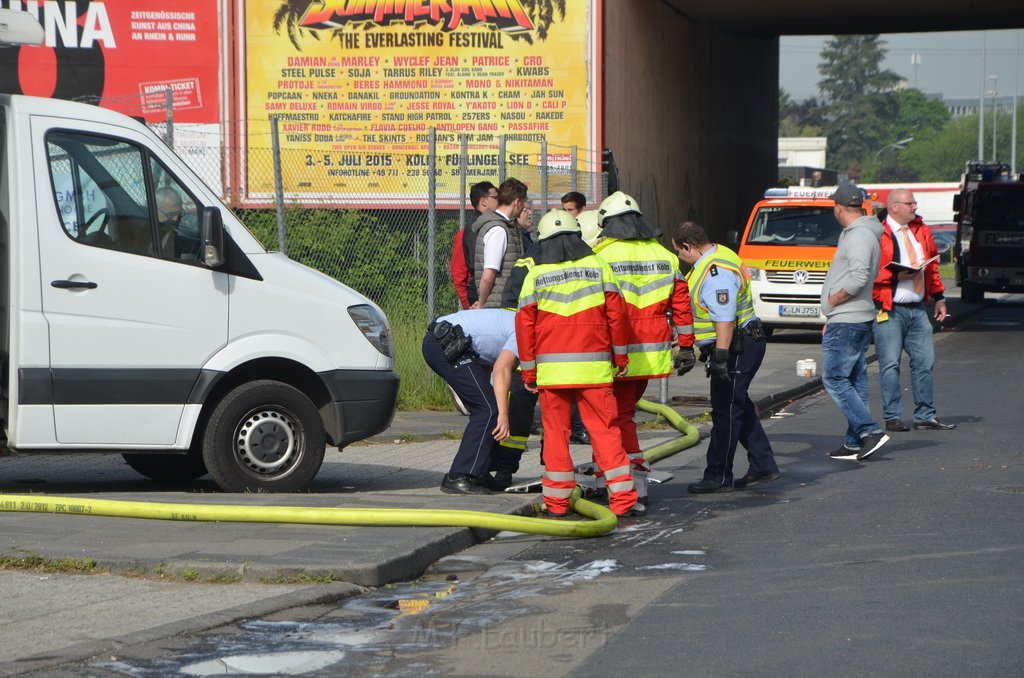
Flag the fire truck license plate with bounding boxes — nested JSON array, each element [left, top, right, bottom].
[[779, 305, 820, 317]]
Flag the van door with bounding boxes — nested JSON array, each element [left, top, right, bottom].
[[31, 119, 229, 445]]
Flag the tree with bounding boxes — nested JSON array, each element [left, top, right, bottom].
[[818, 35, 902, 174], [779, 88, 825, 138]]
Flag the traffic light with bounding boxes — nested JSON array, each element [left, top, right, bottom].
[[602, 148, 618, 194]]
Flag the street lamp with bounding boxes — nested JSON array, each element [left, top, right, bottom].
[[988, 75, 998, 162]]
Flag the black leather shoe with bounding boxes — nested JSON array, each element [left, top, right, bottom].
[[440, 474, 492, 495], [687, 479, 733, 494], [733, 470, 781, 489], [484, 471, 513, 492], [569, 429, 592, 445], [914, 418, 956, 430], [886, 418, 910, 432]]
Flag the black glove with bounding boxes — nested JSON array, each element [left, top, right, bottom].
[[674, 346, 697, 376], [706, 348, 731, 382]]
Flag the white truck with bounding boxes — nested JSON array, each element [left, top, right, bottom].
[[0, 10, 398, 492]]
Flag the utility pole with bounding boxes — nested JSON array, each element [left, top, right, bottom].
[[990, 75, 998, 162], [911, 53, 921, 89], [979, 32, 986, 161]]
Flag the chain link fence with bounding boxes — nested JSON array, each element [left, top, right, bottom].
[[138, 103, 609, 407]]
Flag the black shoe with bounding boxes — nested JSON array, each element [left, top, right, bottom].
[[484, 471, 513, 492], [913, 418, 956, 431], [440, 474, 492, 495], [733, 470, 781, 489], [617, 502, 647, 518], [569, 429, 592, 445], [827, 444, 861, 461], [885, 418, 910, 432], [687, 479, 733, 494], [857, 432, 890, 460]]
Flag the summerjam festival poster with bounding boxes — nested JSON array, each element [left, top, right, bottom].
[[240, 0, 601, 206]]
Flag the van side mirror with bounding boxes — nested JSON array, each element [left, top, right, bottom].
[[952, 194, 961, 212], [726, 230, 739, 247], [201, 206, 225, 268], [0, 9, 45, 46]]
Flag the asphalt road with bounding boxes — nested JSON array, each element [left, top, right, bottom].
[[46, 297, 1024, 677]]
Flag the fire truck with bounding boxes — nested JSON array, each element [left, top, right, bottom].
[[953, 162, 1024, 303]]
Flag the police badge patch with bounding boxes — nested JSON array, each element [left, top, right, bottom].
[[716, 289, 729, 305]]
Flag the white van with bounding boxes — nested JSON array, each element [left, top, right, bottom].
[[0, 90, 398, 492]]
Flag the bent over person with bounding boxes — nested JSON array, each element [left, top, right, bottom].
[[670, 221, 779, 493], [422, 308, 521, 495], [516, 210, 644, 518]]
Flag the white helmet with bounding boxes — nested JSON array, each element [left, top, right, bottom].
[[597, 191, 641, 224], [537, 209, 580, 241], [576, 210, 602, 247]]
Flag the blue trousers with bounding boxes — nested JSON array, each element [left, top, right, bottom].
[[705, 334, 778, 485], [422, 332, 497, 478], [822, 321, 881, 448], [872, 304, 937, 422]]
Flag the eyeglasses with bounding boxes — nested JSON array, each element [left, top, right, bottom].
[[894, 201, 918, 206]]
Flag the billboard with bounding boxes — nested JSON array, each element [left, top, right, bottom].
[[0, 0, 228, 191], [238, 0, 602, 207]]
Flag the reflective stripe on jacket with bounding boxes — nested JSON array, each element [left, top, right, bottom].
[[516, 254, 630, 388], [685, 245, 754, 343], [594, 238, 694, 379]]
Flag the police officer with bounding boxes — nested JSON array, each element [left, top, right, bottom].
[[669, 221, 780, 493], [422, 308, 520, 494]]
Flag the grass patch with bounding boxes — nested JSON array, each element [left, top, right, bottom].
[[440, 430, 462, 440], [181, 568, 200, 581], [0, 554, 98, 574], [207, 574, 244, 584]]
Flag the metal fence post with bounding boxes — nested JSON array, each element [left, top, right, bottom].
[[570, 145, 578, 193], [540, 137, 548, 214], [427, 127, 438, 322], [459, 134, 468, 232], [164, 88, 174, 150], [498, 135, 507, 184], [269, 116, 287, 255]]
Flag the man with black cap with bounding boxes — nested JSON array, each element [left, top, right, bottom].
[[820, 182, 889, 461]]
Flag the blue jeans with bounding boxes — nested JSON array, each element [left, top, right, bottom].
[[822, 321, 881, 448], [872, 304, 936, 422]]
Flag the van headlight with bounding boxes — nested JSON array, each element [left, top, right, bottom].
[[348, 304, 393, 358]]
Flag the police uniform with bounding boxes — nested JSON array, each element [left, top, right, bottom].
[[423, 309, 518, 485], [687, 245, 778, 489]]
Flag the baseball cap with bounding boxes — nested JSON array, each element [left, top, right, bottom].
[[830, 183, 865, 207]]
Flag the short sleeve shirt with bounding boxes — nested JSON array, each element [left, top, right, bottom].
[[436, 308, 518, 365]]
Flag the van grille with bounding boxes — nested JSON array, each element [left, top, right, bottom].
[[759, 293, 821, 303], [765, 270, 828, 284]]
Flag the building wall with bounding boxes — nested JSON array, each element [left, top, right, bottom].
[[603, 2, 778, 242]]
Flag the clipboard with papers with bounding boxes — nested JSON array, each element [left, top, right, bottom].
[[885, 254, 940, 274]]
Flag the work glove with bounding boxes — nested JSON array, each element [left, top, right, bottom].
[[706, 348, 731, 382], [674, 346, 697, 376]]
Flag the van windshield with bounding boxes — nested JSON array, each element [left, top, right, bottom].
[[746, 206, 842, 247], [976, 188, 1024, 231]]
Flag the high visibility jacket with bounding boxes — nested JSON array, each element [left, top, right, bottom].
[[516, 254, 630, 388], [686, 245, 755, 343], [872, 215, 945, 312], [594, 237, 694, 379]]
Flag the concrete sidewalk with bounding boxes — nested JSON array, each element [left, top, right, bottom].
[[0, 289, 978, 674]]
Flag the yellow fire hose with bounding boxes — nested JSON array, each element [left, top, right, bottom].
[[0, 399, 698, 538]]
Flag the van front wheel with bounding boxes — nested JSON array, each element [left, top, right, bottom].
[[202, 380, 326, 493]]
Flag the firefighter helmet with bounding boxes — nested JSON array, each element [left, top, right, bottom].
[[577, 210, 602, 247], [537, 209, 580, 241], [597, 191, 641, 224]]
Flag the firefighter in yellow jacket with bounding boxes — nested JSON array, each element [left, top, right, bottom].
[[516, 210, 644, 518], [594, 192, 695, 504]]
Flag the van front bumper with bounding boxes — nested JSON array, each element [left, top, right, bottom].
[[319, 369, 400, 447]]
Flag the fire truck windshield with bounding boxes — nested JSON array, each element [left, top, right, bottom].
[[976, 189, 1024, 230]]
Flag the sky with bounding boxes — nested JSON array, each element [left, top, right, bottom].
[[780, 29, 1024, 103]]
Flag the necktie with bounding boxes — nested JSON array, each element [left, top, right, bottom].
[[897, 226, 925, 296]]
